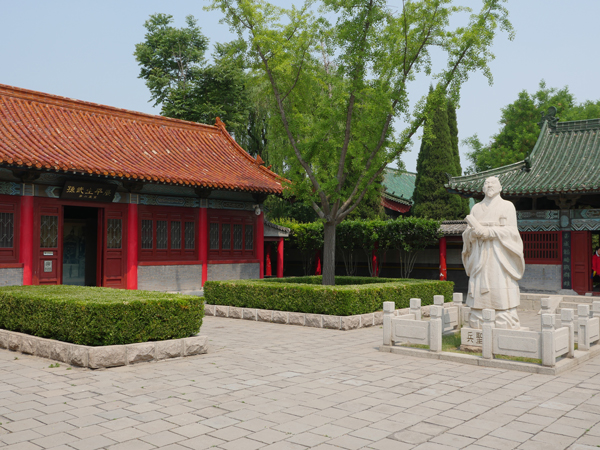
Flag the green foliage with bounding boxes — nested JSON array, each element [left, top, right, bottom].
[[386, 217, 442, 278], [274, 217, 442, 277], [0, 286, 203, 346], [207, 0, 513, 285], [273, 219, 324, 274], [265, 197, 318, 223], [204, 277, 454, 316], [336, 220, 364, 275], [412, 90, 467, 220], [447, 100, 470, 215], [465, 80, 600, 173], [134, 14, 250, 144]]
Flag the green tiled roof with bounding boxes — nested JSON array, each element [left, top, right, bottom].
[[446, 118, 600, 196], [382, 168, 416, 205]]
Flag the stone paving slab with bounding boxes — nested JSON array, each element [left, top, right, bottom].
[[0, 315, 600, 449]]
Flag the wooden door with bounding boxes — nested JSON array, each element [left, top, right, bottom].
[[102, 207, 127, 288], [33, 201, 62, 285], [571, 230, 591, 295]]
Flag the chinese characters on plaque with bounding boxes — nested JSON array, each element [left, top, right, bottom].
[[460, 327, 484, 347], [562, 231, 571, 289], [466, 330, 483, 345], [60, 181, 117, 202]]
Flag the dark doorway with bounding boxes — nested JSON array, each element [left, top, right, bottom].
[[63, 206, 98, 286]]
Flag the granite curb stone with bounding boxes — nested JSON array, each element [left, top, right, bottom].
[[242, 308, 257, 320], [0, 329, 207, 369], [204, 303, 436, 330], [273, 311, 288, 324], [229, 306, 243, 319]]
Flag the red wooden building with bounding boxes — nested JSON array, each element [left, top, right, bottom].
[[0, 84, 284, 293]]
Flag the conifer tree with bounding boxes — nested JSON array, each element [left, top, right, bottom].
[[447, 100, 470, 217], [412, 90, 466, 220]]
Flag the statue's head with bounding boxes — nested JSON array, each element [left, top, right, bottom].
[[483, 176, 502, 199]]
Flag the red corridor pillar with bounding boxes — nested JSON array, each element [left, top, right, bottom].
[[265, 243, 272, 277], [439, 236, 447, 281], [277, 237, 284, 278], [20, 196, 34, 285], [126, 203, 138, 289], [200, 208, 208, 286], [315, 250, 322, 275], [257, 212, 264, 279]]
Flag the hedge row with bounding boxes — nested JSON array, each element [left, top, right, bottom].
[[204, 276, 454, 316], [0, 285, 203, 346]]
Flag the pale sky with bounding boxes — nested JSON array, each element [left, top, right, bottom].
[[2, 1, 600, 173]]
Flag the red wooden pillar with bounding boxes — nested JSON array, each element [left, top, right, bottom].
[[372, 242, 379, 277], [200, 208, 208, 286], [315, 249, 322, 275], [277, 237, 284, 278], [20, 196, 34, 285], [257, 212, 264, 279], [265, 243, 272, 277], [126, 203, 138, 289], [439, 236, 447, 281]]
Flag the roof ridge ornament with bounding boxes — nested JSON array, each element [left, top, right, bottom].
[[215, 117, 226, 130], [538, 106, 559, 129]]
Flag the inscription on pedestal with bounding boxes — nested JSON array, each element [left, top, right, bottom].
[[461, 327, 483, 347]]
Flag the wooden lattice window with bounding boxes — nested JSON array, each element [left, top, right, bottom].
[[521, 232, 561, 264], [138, 206, 198, 261], [208, 210, 255, 260], [0, 196, 19, 263]]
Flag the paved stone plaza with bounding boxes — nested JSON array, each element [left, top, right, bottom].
[[1, 315, 600, 450]]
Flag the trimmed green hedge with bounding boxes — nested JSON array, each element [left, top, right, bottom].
[[0, 285, 203, 346], [204, 276, 454, 316]]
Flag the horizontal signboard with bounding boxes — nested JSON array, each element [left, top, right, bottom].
[[61, 181, 117, 202]]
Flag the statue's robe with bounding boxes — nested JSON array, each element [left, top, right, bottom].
[[462, 195, 525, 312]]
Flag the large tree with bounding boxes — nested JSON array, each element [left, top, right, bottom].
[[412, 90, 467, 219], [208, 0, 513, 285], [447, 99, 470, 215], [134, 14, 251, 150], [465, 80, 600, 173]]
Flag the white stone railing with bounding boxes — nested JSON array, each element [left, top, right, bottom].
[[383, 294, 464, 352], [382, 297, 600, 368]]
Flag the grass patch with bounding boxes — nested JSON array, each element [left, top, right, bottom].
[[204, 276, 454, 316], [401, 332, 543, 365], [0, 285, 203, 346]]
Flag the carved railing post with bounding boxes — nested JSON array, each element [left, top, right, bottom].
[[592, 301, 600, 319], [429, 305, 442, 353], [453, 293, 463, 328], [383, 302, 395, 346], [410, 298, 421, 321], [433, 295, 444, 307], [578, 304, 591, 351], [482, 309, 495, 360], [561, 308, 575, 358], [540, 297, 551, 314], [541, 313, 556, 367]]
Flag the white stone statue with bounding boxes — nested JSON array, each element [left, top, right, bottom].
[[462, 176, 525, 329]]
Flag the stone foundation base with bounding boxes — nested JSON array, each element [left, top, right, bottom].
[[0, 329, 208, 369], [204, 303, 439, 330]]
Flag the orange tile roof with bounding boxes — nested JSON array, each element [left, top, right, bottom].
[[0, 84, 283, 194]]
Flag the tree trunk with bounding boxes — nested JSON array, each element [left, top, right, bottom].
[[322, 221, 336, 286]]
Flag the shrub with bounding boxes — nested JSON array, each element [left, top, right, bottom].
[[0, 285, 203, 346], [204, 276, 454, 316]]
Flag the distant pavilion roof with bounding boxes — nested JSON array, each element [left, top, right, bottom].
[[382, 168, 415, 212], [0, 84, 283, 194], [446, 117, 600, 197]]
